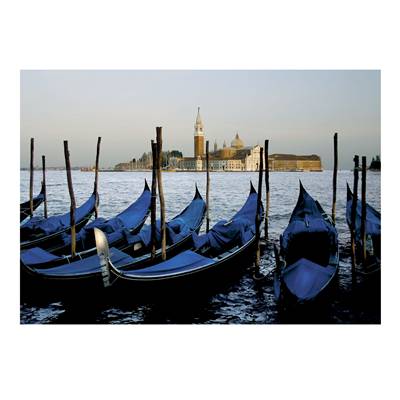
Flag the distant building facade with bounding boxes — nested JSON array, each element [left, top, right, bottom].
[[113, 108, 323, 172], [268, 154, 322, 172], [178, 108, 322, 172]]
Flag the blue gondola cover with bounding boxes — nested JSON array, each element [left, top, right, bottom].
[[125, 195, 206, 247], [21, 193, 97, 237], [60, 185, 151, 250], [192, 187, 260, 251], [346, 185, 381, 242]]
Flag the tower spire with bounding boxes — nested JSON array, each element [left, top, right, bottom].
[[194, 106, 203, 134]]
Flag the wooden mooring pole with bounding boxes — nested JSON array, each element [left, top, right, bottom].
[[264, 139, 270, 241], [29, 138, 34, 218], [156, 127, 166, 261], [361, 156, 367, 266], [350, 155, 359, 273], [150, 140, 158, 260], [94, 136, 101, 219], [332, 132, 338, 225], [42, 155, 48, 219], [63, 141, 76, 257], [206, 140, 210, 233], [254, 146, 264, 278]]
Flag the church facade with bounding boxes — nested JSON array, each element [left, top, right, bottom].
[[178, 108, 323, 172], [179, 108, 263, 171]]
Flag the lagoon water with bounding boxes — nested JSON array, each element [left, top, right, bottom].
[[20, 170, 380, 324]]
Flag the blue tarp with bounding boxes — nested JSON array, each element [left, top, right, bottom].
[[34, 247, 135, 277], [123, 250, 212, 277], [21, 247, 63, 265], [192, 186, 260, 252], [125, 193, 206, 248], [28, 189, 206, 276], [282, 258, 337, 301], [346, 185, 381, 241], [281, 183, 337, 252], [119, 183, 261, 278], [20, 193, 97, 238], [60, 184, 151, 250]]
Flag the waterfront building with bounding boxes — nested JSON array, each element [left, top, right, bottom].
[[113, 107, 323, 172], [178, 108, 322, 171]]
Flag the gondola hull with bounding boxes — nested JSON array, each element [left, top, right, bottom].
[[20, 192, 97, 251], [346, 184, 381, 274], [97, 182, 262, 293], [20, 182, 45, 222], [275, 182, 339, 306], [107, 236, 257, 294], [20, 187, 206, 293], [20, 181, 151, 268]]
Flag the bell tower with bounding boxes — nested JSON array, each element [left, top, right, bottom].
[[194, 107, 204, 158]]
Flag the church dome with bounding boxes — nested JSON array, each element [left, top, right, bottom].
[[231, 133, 244, 149]]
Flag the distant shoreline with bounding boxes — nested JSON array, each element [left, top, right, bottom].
[[19, 169, 374, 173]]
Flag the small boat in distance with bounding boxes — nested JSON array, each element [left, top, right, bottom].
[[20, 182, 45, 222], [274, 182, 339, 305]]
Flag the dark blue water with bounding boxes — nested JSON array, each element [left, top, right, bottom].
[[20, 170, 380, 324]]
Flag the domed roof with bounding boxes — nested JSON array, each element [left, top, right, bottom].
[[231, 133, 244, 149]]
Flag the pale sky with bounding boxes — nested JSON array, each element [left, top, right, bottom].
[[20, 70, 380, 169]]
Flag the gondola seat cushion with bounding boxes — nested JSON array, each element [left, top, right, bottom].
[[283, 258, 337, 301], [192, 216, 254, 255], [21, 247, 63, 266], [124, 250, 212, 277], [33, 247, 135, 277]]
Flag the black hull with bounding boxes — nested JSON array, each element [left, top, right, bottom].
[[108, 236, 257, 291], [21, 235, 256, 301], [20, 225, 202, 295]]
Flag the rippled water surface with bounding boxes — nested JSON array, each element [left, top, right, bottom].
[[20, 170, 380, 324]]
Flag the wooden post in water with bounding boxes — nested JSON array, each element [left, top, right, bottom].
[[41, 155, 48, 219], [332, 132, 338, 225], [150, 140, 158, 260], [206, 140, 210, 233], [254, 146, 264, 278], [264, 139, 270, 241], [29, 138, 34, 217], [94, 136, 101, 219], [156, 127, 166, 261], [360, 156, 367, 265], [350, 155, 359, 273], [63, 141, 76, 257]]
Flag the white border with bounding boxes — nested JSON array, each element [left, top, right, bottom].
[[1, 1, 398, 399]]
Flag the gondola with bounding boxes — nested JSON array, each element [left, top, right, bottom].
[[94, 182, 262, 289], [21, 185, 206, 286], [20, 180, 151, 268], [20, 189, 97, 251], [20, 181, 45, 222], [274, 182, 339, 305], [346, 183, 381, 275]]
